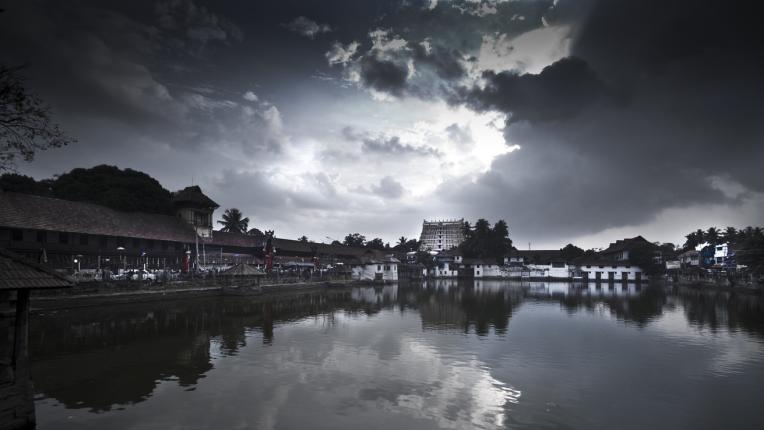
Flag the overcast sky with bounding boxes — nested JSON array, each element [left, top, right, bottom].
[[1, 0, 762, 249]]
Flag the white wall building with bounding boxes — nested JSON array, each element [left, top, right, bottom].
[[461, 259, 502, 278], [678, 250, 700, 266], [527, 262, 573, 279], [351, 255, 400, 282], [714, 243, 729, 265], [576, 261, 646, 282]]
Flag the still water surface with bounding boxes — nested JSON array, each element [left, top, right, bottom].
[[29, 281, 764, 429]]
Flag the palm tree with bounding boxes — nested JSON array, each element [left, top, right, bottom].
[[217, 208, 249, 234], [705, 227, 720, 245], [723, 226, 738, 243], [397, 236, 408, 248]]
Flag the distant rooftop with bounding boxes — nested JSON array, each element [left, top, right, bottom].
[[172, 186, 219, 209], [601, 236, 655, 254], [422, 218, 464, 225]]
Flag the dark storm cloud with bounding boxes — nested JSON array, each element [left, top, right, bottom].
[[362, 136, 441, 157], [343, 127, 441, 157], [283, 16, 332, 39], [0, 0, 297, 159], [442, 0, 764, 240], [155, 0, 242, 46], [410, 42, 468, 81], [327, 0, 558, 100], [359, 55, 409, 96], [463, 57, 609, 124], [347, 39, 470, 99]]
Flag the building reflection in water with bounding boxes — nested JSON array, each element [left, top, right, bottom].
[[28, 281, 764, 421]]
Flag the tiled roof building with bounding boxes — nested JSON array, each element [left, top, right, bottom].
[[0, 248, 73, 290], [0, 190, 372, 270], [1, 248, 71, 430]]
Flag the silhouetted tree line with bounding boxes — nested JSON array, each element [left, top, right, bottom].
[[0, 165, 175, 214], [459, 219, 512, 265], [682, 226, 763, 250], [683, 226, 764, 275]]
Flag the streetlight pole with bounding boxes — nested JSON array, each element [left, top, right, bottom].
[[117, 246, 126, 273]]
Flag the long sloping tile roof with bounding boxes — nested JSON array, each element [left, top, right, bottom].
[[0, 248, 73, 290], [208, 231, 263, 248], [0, 191, 197, 243], [273, 238, 368, 257], [508, 249, 564, 263]]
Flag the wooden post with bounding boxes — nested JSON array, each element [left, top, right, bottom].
[[3, 289, 36, 429]]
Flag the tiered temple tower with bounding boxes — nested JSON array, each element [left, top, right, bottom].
[[418, 219, 465, 252]]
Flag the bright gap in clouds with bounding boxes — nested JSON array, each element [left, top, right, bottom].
[[269, 98, 512, 202]]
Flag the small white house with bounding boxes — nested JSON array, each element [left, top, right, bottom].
[[713, 243, 729, 265], [526, 261, 573, 279], [431, 261, 459, 278], [461, 259, 502, 278], [576, 261, 646, 282], [678, 250, 700, 267], [351, 254, 400, 282], [429, 250, 463, 278]]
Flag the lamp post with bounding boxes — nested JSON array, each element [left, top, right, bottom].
[[117, 246, 126, 272]]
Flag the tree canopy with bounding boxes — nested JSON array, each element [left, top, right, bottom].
[[365, 237, 386, 250], [1, 165, 175, 214], [1, 65, 74, 172], [343, 233, 366, 247], [0, 172, 51, 195], [683, 226, 764, 250], [459, 218, 513, 264], [560, 243, 585, 261]]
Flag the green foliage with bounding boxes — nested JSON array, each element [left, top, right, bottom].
[[365, 237, 386, 250], [1, 164, 178, 214], [629, 242, 662, 276], [1, 65, 75, 172], [560, 243, 585, 261], [683, 229, 706, 250], [733, 229, 764, 275], [683, 225, 764, 250], [394, 237, 419, 251], [0, 172, 52, 195], [343, 233, 366, 247], [217, 208, 249, 233], [415, 250, 437, 269], [50, 165, 175, 214], [298, 235, 309, 242], [459, 218, 513, 264]]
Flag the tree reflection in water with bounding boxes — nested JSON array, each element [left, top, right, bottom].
[[28, 281, 764, 415]]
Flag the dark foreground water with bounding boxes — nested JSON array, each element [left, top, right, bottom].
[[29, 281, 764, 430]]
